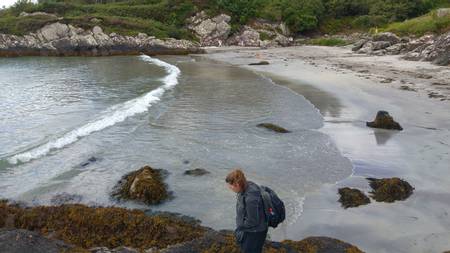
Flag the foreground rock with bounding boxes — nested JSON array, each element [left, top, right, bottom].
[[367, 177, 414, 202], [0, 201, 364, 252], [0, 228, 73, 253], [353, 31, 450, 66], [183, 168, 210, 176], [161, 230, 364, 253], [338, 187, 370, 208], [257, 123, 290, 133], [0, 22, 203, 57], [112, 165, 170, 205], [366, 111, 403, 130]]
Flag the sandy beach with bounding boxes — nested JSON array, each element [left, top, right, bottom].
[[203, 46, 450, 253]]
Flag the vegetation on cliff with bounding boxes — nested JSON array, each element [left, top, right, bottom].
[[0, 0, 449, 39]]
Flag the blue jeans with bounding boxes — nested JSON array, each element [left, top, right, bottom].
[[239, 230, 268, 253]]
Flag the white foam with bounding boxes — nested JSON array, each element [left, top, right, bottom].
[[8, 55, 180, 164]]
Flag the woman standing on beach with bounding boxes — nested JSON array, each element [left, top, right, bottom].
[[226, 169, 268, 253]]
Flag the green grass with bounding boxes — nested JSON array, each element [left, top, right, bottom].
[[307, 37, 349, 46], [383, 10, 450, 36]]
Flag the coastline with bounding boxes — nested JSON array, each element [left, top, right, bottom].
[[202, 46, 450, 252]]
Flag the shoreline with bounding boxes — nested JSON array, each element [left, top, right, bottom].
[[202, 46, 450, 252]]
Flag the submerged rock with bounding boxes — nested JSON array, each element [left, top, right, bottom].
[[366, 111, 403, 130], [112, 165, 170, 205], [257, 123, 290, 133], [248, 60, 270, 65], [338, 187, 370, 208], [367, 177, 414, 202], [50, 193, 83, 205], [80, 156, 98, 167], [183, 168, 210, 176]]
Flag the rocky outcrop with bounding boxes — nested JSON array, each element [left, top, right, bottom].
[[366, 111, 403, 131], [0, 22, 203, 57], [367, 177, 414, 202], [111, 165, 170, 205], [404, 31, 450, 66], [353, 31, 450, 66], [187, 11, 231, 47], [257, 123, 291, 133], [186, 13, 293, 47], [338, 187, 370, 208]]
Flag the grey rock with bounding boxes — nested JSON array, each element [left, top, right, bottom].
[[437, 8, 450, 18], [372, 32, 400, 44], [0, 22, 203, 56], [184, 168, 210, 176], [187, 12, 231, 47], [0, 229, 72, 253]]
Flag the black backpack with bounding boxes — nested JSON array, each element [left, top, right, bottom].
[[259, 185, 286, 228]]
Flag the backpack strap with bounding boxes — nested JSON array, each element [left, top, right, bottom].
[[258, 185, 272, 222]]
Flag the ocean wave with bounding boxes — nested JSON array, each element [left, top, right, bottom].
[[8, 55, 180, 164]]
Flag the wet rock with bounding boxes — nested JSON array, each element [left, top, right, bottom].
[[0, 228, 73, 253], [367, 177, 414, 202], [248, 60, 269, 65], [257, 123, 290, 133], [183, 168, 210, 176], [338, 187, 370, 208], [50, 193, 83, 205], [112, 165, 170, 205], [366, 111, 403, 130]]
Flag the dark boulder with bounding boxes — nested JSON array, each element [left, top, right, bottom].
[[112, 165, 170, 205], [0, 229, 72, 253], [257, 123, 290, 133], [366, 111, 403, 130], [338, 187, 370, 208], [249, 61, 270, 65], [367, 177, 414, 202], [183, 168, 210, 176]]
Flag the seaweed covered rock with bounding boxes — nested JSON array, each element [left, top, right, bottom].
[[281, 237, 364, 253], [183, 168, 210, 176], [0, 202, 205, 250], [257, 123, 290, 133], [160, 230, 365, 253], [367, 177, 414, 202], [366, 111, 403, 130], [338, 187, 370, 208], [112, 166, 170, 205]]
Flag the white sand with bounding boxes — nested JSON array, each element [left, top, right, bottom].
[[202, 46, 450, 252]]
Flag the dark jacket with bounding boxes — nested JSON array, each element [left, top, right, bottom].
[[235, 181, 268, 243]]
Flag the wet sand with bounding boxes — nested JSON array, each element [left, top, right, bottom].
[[202, 46, 450, 252]]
